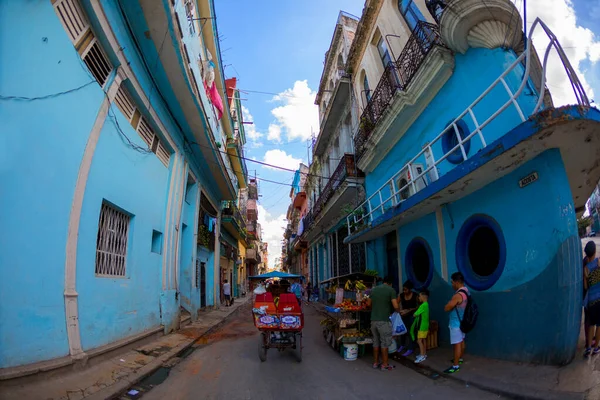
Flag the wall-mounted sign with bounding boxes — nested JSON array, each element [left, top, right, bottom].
[[519, 172, 539, 188]]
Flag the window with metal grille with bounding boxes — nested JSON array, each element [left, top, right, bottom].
[[337, 228, 350, 276], [185, 0, 196, 35], [136, 117, 156, 148], [82, 38, 112, 87], [53, 0, 90, 45], [114, 86, 136, 122], [156, 141, 171, 167], [95, 203, 130, 277]]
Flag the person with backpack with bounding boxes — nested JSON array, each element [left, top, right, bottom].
[[444, 272, 473, 374]]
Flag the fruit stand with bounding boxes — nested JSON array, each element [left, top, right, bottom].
[[319, 274, 378, 360]]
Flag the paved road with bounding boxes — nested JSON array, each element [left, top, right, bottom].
[[132, 304, 505, 400]]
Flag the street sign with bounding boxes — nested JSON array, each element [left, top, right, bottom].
[[519, 172, 539, 188]]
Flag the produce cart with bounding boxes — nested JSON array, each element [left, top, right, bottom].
[[250, 271, 304, 363]]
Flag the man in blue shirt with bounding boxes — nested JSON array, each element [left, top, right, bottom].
[[290, 279, 303, 305]]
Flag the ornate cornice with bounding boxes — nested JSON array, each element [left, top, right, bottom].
[[346, 0, 384, 78], [316, 24, 343, 104]]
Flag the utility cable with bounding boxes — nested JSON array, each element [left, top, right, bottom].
[[0, 81, 95, 101]]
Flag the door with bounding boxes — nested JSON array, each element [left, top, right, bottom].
[[200, 261, 206, 308], [386, 231, 400, 294]]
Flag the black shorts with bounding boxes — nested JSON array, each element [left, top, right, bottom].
[[588, 302, 600, 326]]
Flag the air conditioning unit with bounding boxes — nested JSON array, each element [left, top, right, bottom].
[[396, 163, 427, 201]]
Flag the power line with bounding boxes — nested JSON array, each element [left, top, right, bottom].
[[0, 81, 96, 101], [236, 88, 302, 99], [188, 140, 347, 183]]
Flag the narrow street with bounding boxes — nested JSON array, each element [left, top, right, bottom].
[[129, 304, 505, 400]]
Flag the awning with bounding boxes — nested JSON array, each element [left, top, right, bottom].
[[248, 271, 303, 280]]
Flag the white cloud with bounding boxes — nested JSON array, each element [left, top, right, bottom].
[[262, 149, 302, 171], [270, 80, 319, 142], [257, 205, 287, 270], [267, 124, 282, 143], [241, 106, 263, 147], [524, 0, 600, 105]]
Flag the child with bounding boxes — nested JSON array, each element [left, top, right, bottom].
[[411, 289, 430, 364]]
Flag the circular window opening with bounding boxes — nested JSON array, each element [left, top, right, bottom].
[[405, 238, 434, 289], [442, 119, 471, 165], [456, 215, 506, 291]]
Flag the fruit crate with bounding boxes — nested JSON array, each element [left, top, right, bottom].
[[426, 320, 439, 350]]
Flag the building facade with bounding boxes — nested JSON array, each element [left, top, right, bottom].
[[305, 0, 600, 365], [0, 0, 248, 372]]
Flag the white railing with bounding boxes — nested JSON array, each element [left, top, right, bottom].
[[346, 18, 590, 237]]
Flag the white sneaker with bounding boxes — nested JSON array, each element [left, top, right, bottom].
[[414, 355, 427, 364]]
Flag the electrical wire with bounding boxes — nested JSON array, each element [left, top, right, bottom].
[[0, 81, 96, 101], [188, 141, 348, 183]]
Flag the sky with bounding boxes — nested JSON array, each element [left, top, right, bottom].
[[214, 0, 600, 268]]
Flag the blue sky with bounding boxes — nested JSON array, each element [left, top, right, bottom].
[[214, 0, 600, 267]]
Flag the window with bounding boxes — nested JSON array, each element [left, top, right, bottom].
[[363, 73, 372, 105], [53, 0, 112, 88], [151, 230, 163, 254], [95, 203, 130, 277], [81, 39, 112, 87], [114, 86, 136, 122], [456, 215, 506, 291], [399, 0, 427, 32], [405, 237, 433, 288], [377, 37, 393, 68], [442, 119, 471, 164]]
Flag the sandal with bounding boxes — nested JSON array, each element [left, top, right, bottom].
[[380, 364, 396, 371], [585, 347, 592, 357], [593, 347, 600, 355], [449, 358, 464, 364], [372, 362, 381, 369]]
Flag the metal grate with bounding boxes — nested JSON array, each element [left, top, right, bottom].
[[195, 260, 203, 288], [82, 39, 112, 87], [95, 203, 130, 277], [156, 141, 171, 167], [136, 117, 155, 148], [114, 86, 136, 121], [53, 0, 90, 45]]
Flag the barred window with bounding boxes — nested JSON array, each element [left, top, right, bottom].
[[95, 203, 130, 277]]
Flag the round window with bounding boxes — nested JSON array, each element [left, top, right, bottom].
[[405, 238, 434, 289], [441, 119, 471, 164], [456, 214, 506, 291]]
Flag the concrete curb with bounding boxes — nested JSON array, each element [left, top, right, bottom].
[[86, 298, 250, 400], [428, 367, 585, 400]]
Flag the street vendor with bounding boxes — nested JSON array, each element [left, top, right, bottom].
[[366, 276, 400, 371]]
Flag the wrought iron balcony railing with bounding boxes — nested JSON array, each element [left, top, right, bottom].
[[425, 0, 449, 23], [312, 154, 364, 220], [221, 200, 246, 236], [355, 21, 446, 161]]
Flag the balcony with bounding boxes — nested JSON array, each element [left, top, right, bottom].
[[221, 201, 247, 243], [304, 154, 364, 241], [246, 248, 258, 263], [314, 69, 352, 157], [246, 220, 257, 240], [354, 21, 454, 172], [293, 191, 307, 210], [246, 199, 258, 221]]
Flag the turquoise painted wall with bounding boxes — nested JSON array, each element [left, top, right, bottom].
[[0, 0, 230, 368], [179, 183, 198, 316], [76, 112, 169, 351], [365, 47, 540, 206], [0, 1, 103, 367], [398, 150, 581, 364]]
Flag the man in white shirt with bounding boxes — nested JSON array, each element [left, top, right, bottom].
[[223, 279, 231, 306]]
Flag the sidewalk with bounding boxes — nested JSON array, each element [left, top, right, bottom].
[[0, 296, 251, 400], [309, 301, 600, 400]]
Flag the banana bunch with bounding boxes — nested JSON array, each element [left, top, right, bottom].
[[355, 280, 366, 291], [344, 280, 354, 291]]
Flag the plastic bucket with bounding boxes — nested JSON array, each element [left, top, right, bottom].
[[343, 344, 358, 361]]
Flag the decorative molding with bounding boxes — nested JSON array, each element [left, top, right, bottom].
[[440, 0, 522, 54], [63, 70, 123, 361], [346, 0, 384, 77]]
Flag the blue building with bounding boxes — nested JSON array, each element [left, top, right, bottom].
[[0, 0, 248, 374], [305, 0, 600, 365]]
